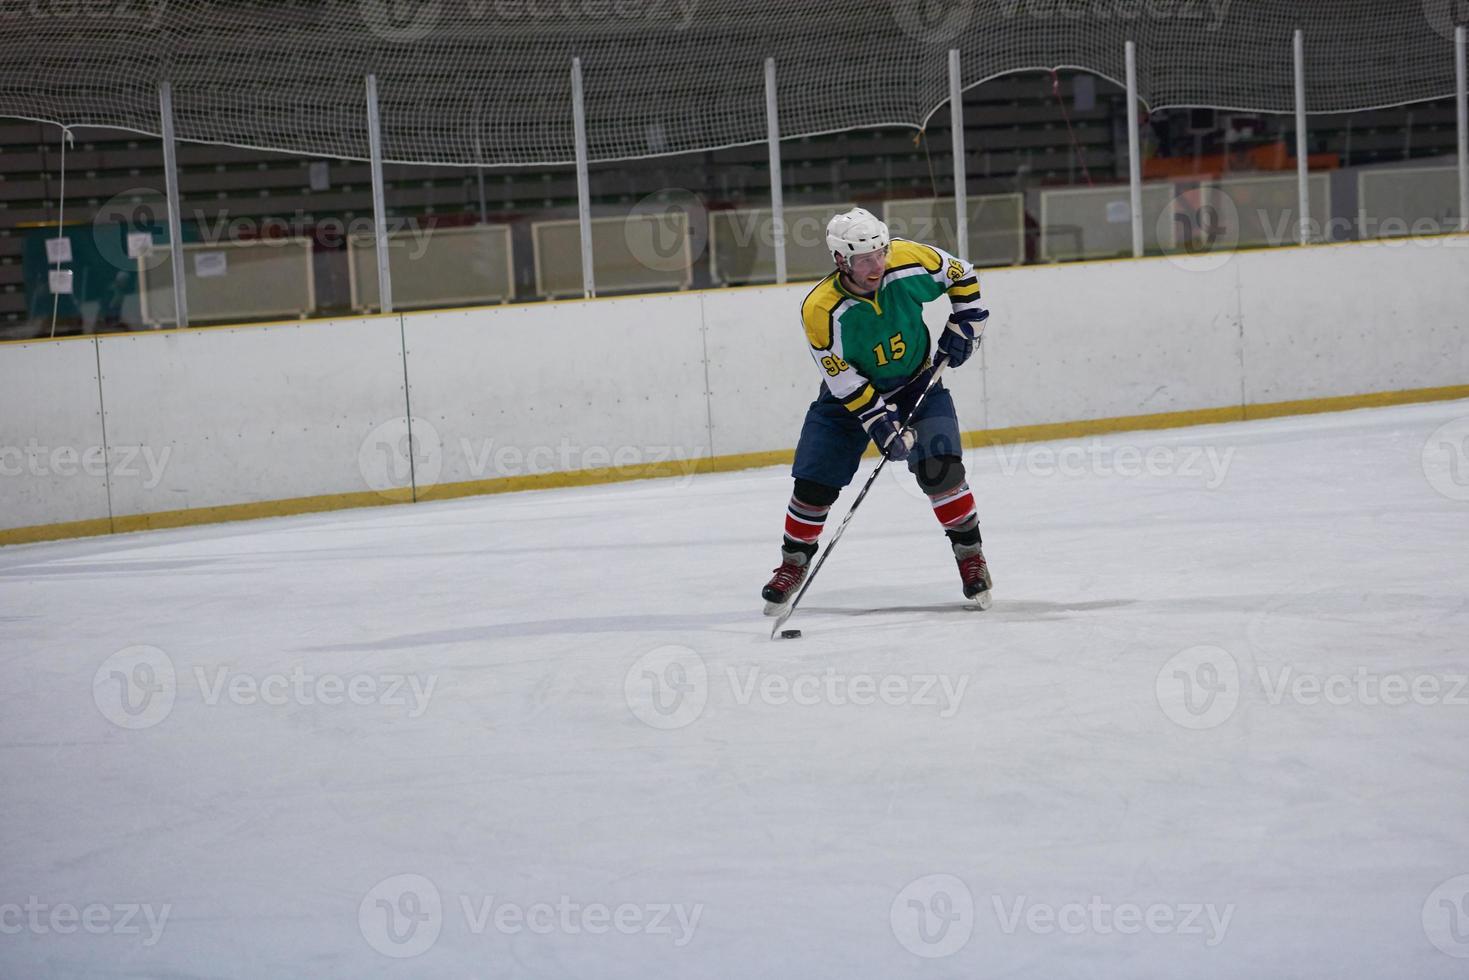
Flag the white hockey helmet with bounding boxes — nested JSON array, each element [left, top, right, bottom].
[[826, 207, 890, 259]]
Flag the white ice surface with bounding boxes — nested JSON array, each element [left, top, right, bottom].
[[2, 399, 1469, 978]]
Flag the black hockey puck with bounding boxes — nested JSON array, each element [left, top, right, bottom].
[[779, 629, 802, 639]]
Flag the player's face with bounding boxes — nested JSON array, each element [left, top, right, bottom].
[[843, 245, 888, 289]]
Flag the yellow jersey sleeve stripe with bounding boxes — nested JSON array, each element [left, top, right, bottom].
[[842, 385, 878, 414], [948, 282, 981, 299]]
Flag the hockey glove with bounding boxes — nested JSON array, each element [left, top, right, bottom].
[[857, 399, 915, 463], [937, 306, 989, 368]]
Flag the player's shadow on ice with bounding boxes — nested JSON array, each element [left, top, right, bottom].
[[0, 557, 223, 577], [804, 599, 1134, 618], [299, 612, 746, 650]]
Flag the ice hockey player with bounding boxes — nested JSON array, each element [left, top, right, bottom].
[[761, 207, 992, 613]]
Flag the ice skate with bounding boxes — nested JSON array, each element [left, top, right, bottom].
[[762, 548, 810, 615], [953, 540, 992, 609]]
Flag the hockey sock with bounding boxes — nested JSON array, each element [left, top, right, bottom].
[[943, 513, 982, 548], [781, 479, 840, 558], [783, 496, 828, 557], [930, 482, 981, 545], [913, 455, 981, 547]]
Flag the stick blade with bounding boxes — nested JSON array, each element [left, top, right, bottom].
[[769, 604, 794, 639]]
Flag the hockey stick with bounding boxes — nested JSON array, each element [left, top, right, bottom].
[[770, 355, 951, 639]]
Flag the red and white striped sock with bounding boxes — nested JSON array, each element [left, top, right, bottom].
[[783, 495, 830, 549], [929, 481, 978, 535]]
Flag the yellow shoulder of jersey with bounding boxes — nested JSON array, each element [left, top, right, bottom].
[[888, 238, 943, 273], [801, 273, 843, 350]]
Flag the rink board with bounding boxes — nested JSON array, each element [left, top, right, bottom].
[[402, 295, 713, 497], [0, 339, 111, 535], [1238, 236, 1469, 405], [700, 286, 820, 459], [982, 252, 1245, 431], [95, 318, 410, 523], [2, 234, 1466, 542]]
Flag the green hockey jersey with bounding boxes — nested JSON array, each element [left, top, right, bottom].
[[800, 238, 982, 415]]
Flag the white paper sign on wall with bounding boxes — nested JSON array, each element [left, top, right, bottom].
[[194, 251, 228, 279]]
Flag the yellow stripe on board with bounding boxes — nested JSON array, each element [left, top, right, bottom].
[[1239, 385, 1469, 420], [4, 383, 1467, 547], [0, 517, 116, 546], [110, 490, 410, 535]]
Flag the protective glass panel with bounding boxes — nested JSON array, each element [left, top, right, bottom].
[[881, 195, 1025, 268], [1337, 95, 1463, 240], [1357, 166, 1461, 238], [372, 155, 522, 310], [710, 203, 854, 286], [1040, 184, 1177, 261], [1195, 173, 1332, 250], [351, 224, 514, 312], [142, 239, 316, 326]]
